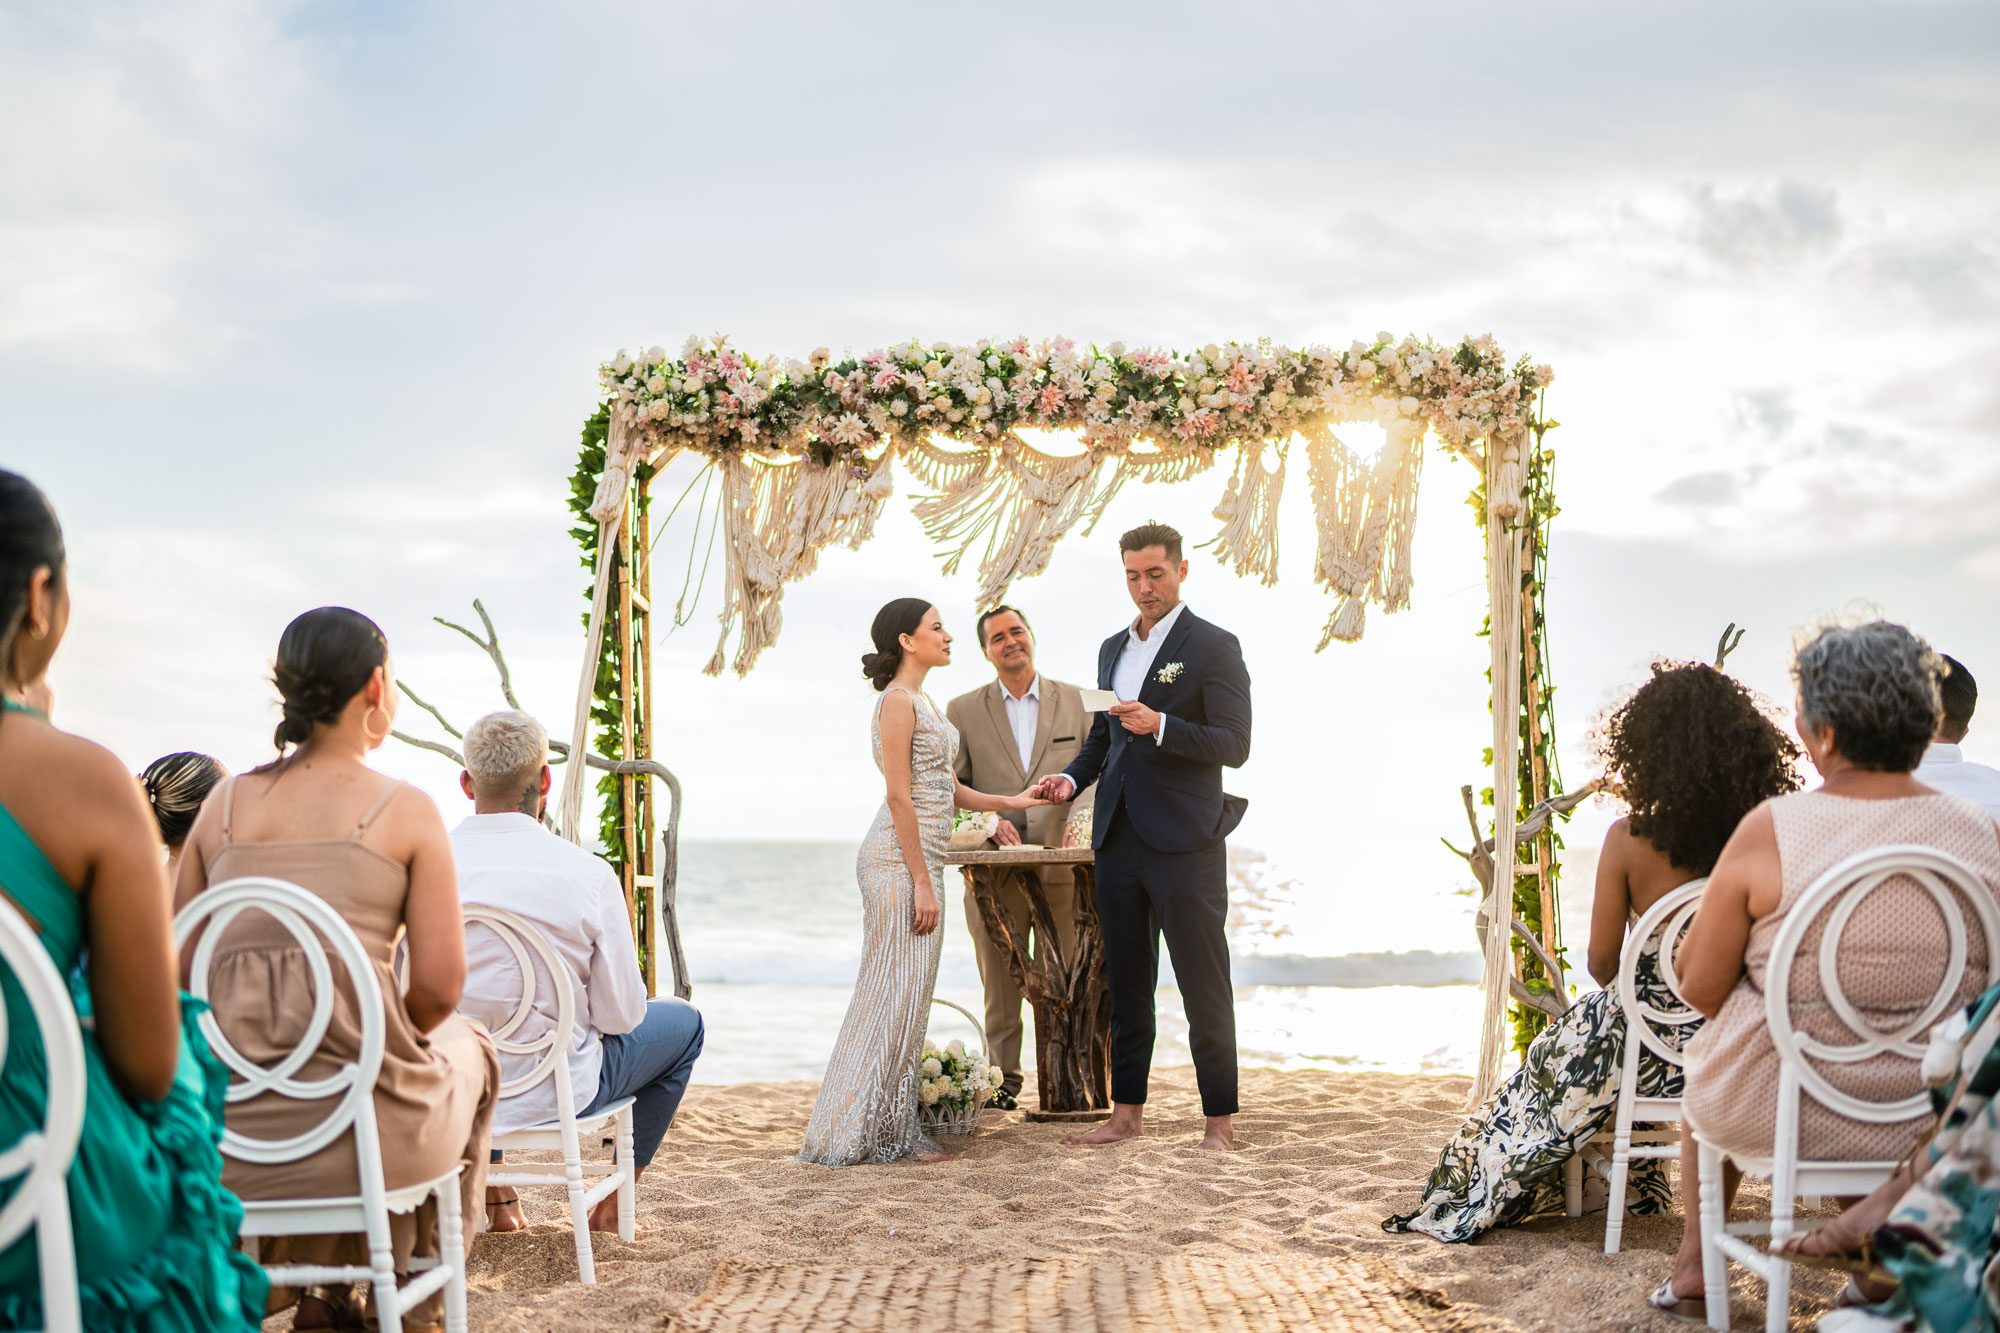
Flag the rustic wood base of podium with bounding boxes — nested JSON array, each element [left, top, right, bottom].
[[1023, 1107, 1112, 1124], [950, 847, 1112, 1119]]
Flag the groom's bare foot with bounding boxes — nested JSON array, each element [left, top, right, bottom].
[[1196, 1115, 1235, 1151], [1063, 1105, 1143, 1146]]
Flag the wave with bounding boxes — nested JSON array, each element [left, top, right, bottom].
[[691, 944, 1483, 990]]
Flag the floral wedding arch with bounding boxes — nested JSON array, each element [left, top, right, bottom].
[[567, 333, 1560, 1099]]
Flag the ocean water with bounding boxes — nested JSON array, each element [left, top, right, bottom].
[[672, 840, 1490, 1087]]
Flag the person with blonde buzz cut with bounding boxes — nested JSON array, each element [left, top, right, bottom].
[[450, 710, 702, 1234]]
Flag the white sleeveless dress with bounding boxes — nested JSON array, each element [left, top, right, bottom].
[[798, 686, 959, 1165]]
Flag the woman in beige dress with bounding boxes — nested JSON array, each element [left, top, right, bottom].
[[1650, 621, 2000, 1318], [176, 607, 498, 1333]]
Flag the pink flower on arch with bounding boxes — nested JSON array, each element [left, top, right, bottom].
[[1036, 385, 1067, 415]]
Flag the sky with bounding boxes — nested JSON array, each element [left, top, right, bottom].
[[6, 0, 1999, 960]]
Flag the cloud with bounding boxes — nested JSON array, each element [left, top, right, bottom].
[[1686, 181, 1843, 269], [1848, 235, 2000, 320]]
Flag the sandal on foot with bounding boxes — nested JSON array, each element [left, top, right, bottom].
[[295, 1286, 367, 1331], [1774, 1226, 1897, 1295], [1648, 1278, 1707, 1323]]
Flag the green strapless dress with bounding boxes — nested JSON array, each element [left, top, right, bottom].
[[0, 702, 266, 1330]]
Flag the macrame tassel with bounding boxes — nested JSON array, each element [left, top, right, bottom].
[[1304, 422, 1426, 646], [1320, 595, 1367, 648], [1489, 434, 1526, 523], [1207, 442, 1285, 587]]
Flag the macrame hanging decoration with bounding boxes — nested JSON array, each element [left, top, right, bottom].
[[704, 447, 889, 676], [905, 435, 1107, 610], [1304, 420, 1426, 649], [1206, 440, 1287, 588]]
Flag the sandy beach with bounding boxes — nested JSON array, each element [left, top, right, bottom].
[[397, 1067, 1854, 1331]]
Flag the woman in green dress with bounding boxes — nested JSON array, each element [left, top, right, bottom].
[[0, 468, 266, 1330]]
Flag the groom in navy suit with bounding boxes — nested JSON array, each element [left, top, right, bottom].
[[1033, 522, 1252, 1150]]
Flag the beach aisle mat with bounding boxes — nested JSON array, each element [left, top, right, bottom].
[[666, 1252, 1503, 1332]]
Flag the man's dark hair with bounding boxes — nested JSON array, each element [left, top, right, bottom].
[[1119, 521, 1183, 563], [1940, 654, 1978, 742], [975, 605, 1031, 644]]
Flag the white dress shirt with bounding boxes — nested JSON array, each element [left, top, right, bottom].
[[451, 813, 651, 1133], [1112, 600, 1186, 749], [1001, 675, 1041, 772], [1055, 604, 1185, 801], [1916, 742, 2000, 819]]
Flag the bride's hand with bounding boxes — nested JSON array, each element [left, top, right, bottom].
[[913, 883, 941, 935], [1008, 786, 1052, 810]]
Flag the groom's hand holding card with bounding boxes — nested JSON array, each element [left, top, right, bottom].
[[1080, 688, 1117, 713]]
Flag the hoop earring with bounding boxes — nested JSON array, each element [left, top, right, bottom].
[[362, 704, 389, 743]]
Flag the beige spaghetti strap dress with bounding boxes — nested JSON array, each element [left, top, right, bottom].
[[200, 777, 497, 1296], [1682, 790, 2000, 1162]]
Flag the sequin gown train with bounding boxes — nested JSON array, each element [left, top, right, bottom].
[[799, 686, 957, 1165]]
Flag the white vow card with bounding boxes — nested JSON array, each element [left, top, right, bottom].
[[1080, 688, 1118, 712]]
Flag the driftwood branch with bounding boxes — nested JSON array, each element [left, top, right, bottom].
[[1714, 622, 1746, 671], [1442, 777, 1605, 878], [396, 682, 463, 741], [434, 599, 522, 710], [1445, 776, 1608, 1016], [388, 598, 689, 1000], [390, 730, 464, 764]]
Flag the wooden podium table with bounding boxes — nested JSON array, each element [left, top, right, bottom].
[[946, 845, 1111, 1122]]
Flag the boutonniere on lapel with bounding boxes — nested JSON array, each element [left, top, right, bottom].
[[1155, 662, 1185, 685]]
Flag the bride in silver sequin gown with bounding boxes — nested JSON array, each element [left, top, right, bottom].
[[800, 600, 1045, 1166]]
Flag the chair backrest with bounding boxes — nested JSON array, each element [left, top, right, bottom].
[[1616, 877, 1708, 1070], [0, 893, 85, 1257], [1765, 844, 2000, 1126], [461, 905, 582, 1118], [175, 876, 389, 1171]]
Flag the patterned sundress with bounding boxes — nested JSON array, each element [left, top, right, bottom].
[[1383, 938, 1695, 1242]]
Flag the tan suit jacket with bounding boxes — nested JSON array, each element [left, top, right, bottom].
[[947, 676, 1093, 841], [946, 675, 1092, 1097]]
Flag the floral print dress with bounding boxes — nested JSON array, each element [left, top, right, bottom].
[[1838, 982, 2000, 1332], [1383, 939, 1693, 1243]]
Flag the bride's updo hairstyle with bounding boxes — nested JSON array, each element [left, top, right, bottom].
[[862, 597, 934, 691], [268, 606, 390, 754]]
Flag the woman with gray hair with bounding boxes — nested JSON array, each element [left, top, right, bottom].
[[1649, 620, 2000, 1317]]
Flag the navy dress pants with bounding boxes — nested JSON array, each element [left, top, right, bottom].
[[1093, 807, 1239, 1117]]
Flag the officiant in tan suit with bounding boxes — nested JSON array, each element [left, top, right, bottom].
[[947, 606, 1091, 1111]]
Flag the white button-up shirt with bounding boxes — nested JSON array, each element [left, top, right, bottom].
[[1001, 675, 1041, 773], [1916, 742, 2000, 819], [451, 813, 651, 1133], [1113, 601, 1186, 749]]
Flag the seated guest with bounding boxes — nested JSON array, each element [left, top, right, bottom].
[[1652, 620, 2000, 1318], [1385, 661, 1799, 1242], [139, 750, 228, 882], [1915, 655, 2000, 818], [450, 710, 702, 1234], [176, 608, 498, 1333], [0, 470, 265, 1329], [1785, 977, 2000, 1330]]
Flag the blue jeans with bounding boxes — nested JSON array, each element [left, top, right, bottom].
[[582, 998, 704, 1166]]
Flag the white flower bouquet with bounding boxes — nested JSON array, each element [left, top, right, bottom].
[[915, 1036, 1002, 1135], [948, 808, 999, 851]]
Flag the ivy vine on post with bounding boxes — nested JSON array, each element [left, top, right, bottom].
[[567, 405, 657, 981]]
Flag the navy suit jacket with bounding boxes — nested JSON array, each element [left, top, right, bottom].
[[1060, 609, 1252, 855]]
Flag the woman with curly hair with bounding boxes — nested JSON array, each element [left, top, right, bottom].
[[1385, 660, 1800, 1244]]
